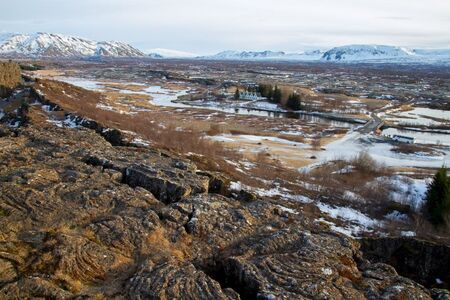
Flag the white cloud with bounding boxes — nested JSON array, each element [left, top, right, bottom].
[[1, 0, 449, 53]]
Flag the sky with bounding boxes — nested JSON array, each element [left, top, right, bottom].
[[1, 0, 449, 54]]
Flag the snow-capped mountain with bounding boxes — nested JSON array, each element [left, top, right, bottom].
[[148, 53, 164, 59], [146, 48, 198, 58], [201, 50, 324, 61], [321, 45, 414, 62], [200, 46, 449, 64], [0, 32, 144, 58]]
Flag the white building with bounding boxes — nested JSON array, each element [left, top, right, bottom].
[[392, 135, 415, 144], [239, 92, 265, 101]]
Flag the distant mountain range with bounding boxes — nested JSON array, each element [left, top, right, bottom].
[[203, 45, 450, 63], [146, 48, 199, 58], [1, 32, 449, 64], [199, 50, 324, 61], [0, 32, 144, 58]]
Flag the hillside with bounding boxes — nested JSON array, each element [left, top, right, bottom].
[[0, 32, 144, 58], [0, 70, 447, 299]]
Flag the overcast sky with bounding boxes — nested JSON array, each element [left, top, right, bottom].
[[1, 0, 449, 54]]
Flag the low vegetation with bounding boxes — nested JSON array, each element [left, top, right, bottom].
[[0, 61, 22, 97]]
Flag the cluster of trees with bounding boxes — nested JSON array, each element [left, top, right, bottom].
[[258, 84, 281, 103], [287, 93, 302, 110], [234, 83, 304, 111], [425, 166, 450, 227], [258, 84, 303, 110]]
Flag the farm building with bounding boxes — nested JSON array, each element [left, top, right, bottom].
[[239, 92, 265, 101], [392, 135, 415, 144]]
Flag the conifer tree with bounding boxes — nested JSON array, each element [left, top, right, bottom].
[[287, 93, 302, 110], [272, 86, 282, 103], [234, 88, 240, 100], [425, 166, 450, 226]]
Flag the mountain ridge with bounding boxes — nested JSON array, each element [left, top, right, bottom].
[[0, 32, 144, 58], [1, 32, 449, 63]]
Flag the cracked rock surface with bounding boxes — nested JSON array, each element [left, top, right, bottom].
[[0, 106, 437, 299]]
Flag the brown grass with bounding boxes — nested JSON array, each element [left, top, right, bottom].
[[145, 227, 192, 262], [34, 79, 242, 176]]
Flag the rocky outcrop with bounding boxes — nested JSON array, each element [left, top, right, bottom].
[[126, 260, 239, 299], [124, 164, 209, 203], [360, 237, 450, 289], [0, 96, 444, 299]]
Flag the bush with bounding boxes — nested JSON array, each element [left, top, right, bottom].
[[287, 93, 302, 110], [350, 151, 386, 174], [425, 166, 450, 226]]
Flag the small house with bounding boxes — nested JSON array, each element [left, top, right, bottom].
[[392, 135, 415, 144]]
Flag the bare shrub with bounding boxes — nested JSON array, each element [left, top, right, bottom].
[[207, 124, 223, 136], [311, 137, 322, 150], [350, 151, 386, 174]]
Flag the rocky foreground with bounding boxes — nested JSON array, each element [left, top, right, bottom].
[[0, 85, 448, 299]]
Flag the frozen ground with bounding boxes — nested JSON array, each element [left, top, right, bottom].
[[57, 77, 105, 90], [382, 107, 450, 126], [316, 132, 450, 168], [383, 127, 450, 146], [211, 134, 309, 148]]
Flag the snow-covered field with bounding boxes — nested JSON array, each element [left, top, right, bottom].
[[211, 134, 309, 148], [383, 128, 450, 146], [316, 132, 449, 168], [56, 77, 105, 90], [56, 76, 190, 108], [383, 107, 450, 126]]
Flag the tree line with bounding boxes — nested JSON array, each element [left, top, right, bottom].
[[258, 84, 303, 111]]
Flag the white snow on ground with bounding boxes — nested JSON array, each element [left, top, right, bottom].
[[382, 128, 450, 146], [317, 132, 450, 168], [230, 181, 313, 203], [243, 101, 285, 111], [229, 181, 242, 191], [321, 268, 333, 276], [317, 202, 382, 236], [254, 187, 313, 203], [57, 77, 105, 90], [211, 134, 309, 148], [47, 115, 80, 128], [131, 138, 150, 147], [41, 105, 53, 112], [343, 191, 364, 202], [0, 111, 4, 120], [383, 107, 450, 126], [401, 231, 416, 237], [332, 165, 354, 174], [276, 205, 299, 215], [385, 210, 409, 222], [372, 175, 429, 211]]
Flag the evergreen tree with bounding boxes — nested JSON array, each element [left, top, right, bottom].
[[258, 84, 273, 100], [287, 93, 302, 110], [425, 166, 450, 226], [267, 86, 273, 100], [234, 88, 240, 100], [272, 86, 282, 103]]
